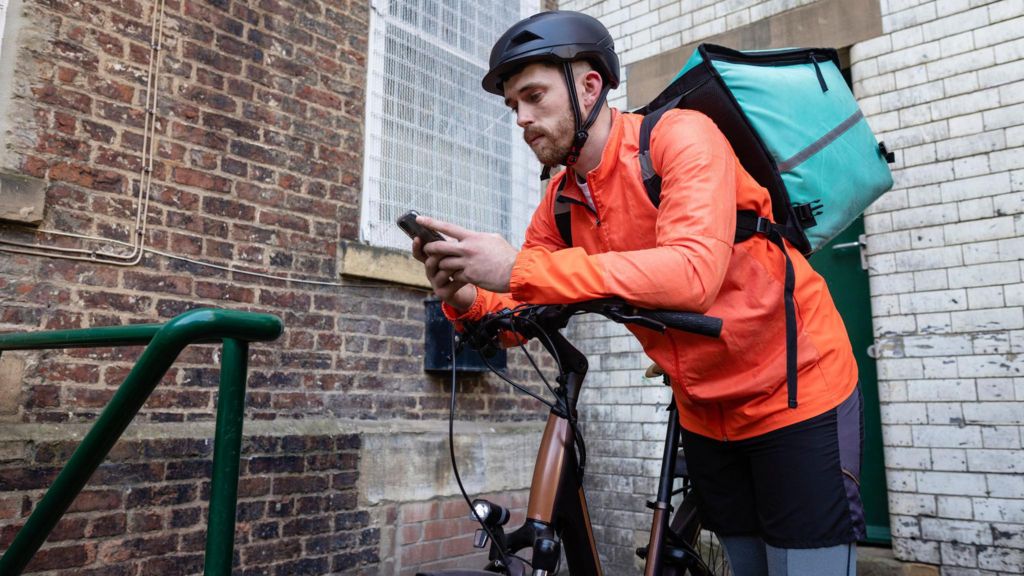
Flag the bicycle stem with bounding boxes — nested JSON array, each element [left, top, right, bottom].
[[536, 329, 588, 413]]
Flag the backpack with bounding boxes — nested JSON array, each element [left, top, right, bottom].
[[553, 44, 895, 408]]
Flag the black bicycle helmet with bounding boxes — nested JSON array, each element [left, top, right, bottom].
[[482, 11, 620, 170], [481, 10, 620, 96]]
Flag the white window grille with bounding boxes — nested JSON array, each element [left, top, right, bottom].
[[0, 0, 8, 61], [361, 0, 542, 251]]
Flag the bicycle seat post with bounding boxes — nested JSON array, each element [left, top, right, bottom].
[[644, 398, 682, 576]]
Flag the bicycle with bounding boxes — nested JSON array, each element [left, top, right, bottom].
[[417, 298, 731, 576]]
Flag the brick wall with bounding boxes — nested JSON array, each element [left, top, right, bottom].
[[851, 1, 1024, 572], [391, 490, 528, 575], [0, 0, 547, 572], [565, 312, 672, 571], [561, 0, 819, 111], [558, 0, 1023, 574], [0, 433, 378, 574]]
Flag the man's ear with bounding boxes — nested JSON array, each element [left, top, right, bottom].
[[580, 69, 604, 109]]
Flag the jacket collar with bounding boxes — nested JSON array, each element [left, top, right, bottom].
[[554, 108, 623, 206]]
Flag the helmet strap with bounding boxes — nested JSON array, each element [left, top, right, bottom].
[[560, 62, 610, 169]]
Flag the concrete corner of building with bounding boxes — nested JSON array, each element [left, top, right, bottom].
[[0, 171, 45, 225]]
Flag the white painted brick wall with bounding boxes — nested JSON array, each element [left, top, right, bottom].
[[846, 0, 1023, 569], [555, 0, 1024, 572]]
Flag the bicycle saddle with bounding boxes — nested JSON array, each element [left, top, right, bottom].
[[645, 362, 665, 378]]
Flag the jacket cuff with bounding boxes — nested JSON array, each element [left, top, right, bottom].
[[508, 250, 534, 301], [440, 290, 486, 328]]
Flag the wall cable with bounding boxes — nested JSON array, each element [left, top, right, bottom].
[[0, 0, 167, 265]]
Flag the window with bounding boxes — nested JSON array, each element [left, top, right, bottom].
[[361, 0, 541, 251], [0, 0, 7, 58]]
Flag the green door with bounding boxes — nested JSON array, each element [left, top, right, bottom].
[[809, 216, 891, 544]]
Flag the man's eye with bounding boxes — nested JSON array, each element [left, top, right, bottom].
[[528, 92, 542, 103]]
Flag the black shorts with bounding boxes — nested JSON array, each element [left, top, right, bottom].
[[680, 387, 865, 549]]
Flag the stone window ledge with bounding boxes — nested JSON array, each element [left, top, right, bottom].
[[339, 240, 430, 289]]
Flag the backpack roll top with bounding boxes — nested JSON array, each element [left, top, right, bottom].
[[702, 45, 894, 253]]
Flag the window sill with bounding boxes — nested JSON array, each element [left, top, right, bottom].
[[339, 240, 430, 289]]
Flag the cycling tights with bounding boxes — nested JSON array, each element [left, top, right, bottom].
[[720, 535, 857, 576]]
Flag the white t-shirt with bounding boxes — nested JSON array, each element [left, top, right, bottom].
[[575, 171, 596, 211]]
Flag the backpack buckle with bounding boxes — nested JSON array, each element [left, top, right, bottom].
[[793, 200, 823, 229], [755, 217, 772, 234], [879, 141, 896, 164]]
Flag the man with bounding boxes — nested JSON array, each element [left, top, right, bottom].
[[411, 10, 863, 576]]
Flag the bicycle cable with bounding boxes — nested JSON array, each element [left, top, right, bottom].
[[509, 312, 588, 480], [451, 306, 594, 568], [447, 330, 534, 572], [509, 315, 560, 398], [477, 352, 556, 410]]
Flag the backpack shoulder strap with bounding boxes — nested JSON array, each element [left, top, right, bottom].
[[553, 174, 573, 247], [638, 94, 687, 207], [737, 210, 800, 408]]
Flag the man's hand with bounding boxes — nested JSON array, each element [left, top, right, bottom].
[[411, 234, 477, 314], [417, 215, 518, 294]]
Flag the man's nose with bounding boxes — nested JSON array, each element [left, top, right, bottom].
[[515, 108, 532, 128]]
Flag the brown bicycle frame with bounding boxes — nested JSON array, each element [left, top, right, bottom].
[[490, 330, 680, 575]]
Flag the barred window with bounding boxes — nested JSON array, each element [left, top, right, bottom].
[[361, 0, 542, 251], [0, 0, 8, 60]]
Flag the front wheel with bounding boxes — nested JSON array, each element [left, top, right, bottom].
[[415, 572, 500, 576], [416, 555, 529, 576], [666, 490, 731, 576]]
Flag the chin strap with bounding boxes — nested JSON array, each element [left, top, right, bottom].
[[560, 62, 610, 170]]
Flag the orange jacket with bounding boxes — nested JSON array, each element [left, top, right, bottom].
[[447, 108, 857, 441]]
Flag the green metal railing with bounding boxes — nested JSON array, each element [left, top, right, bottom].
[[0, 308, 284, 576]]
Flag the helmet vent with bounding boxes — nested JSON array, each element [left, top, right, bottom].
[[510, 30, 541, 46]]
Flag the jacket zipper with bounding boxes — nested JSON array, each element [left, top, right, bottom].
[[718, 403, 728, 442], [556, 176, 601, 231]]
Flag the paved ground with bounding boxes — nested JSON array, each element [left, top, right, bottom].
[[858, 546, 938, 576]]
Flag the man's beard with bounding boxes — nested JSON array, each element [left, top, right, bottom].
[[524, 109, 575, 167]]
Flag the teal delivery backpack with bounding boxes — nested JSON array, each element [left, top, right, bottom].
[[633, 43, 896, 255], [641, 44, 895, 408], [554, 44, 896, 408]]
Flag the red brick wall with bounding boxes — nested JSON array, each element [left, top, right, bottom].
[[0, 0, 548, 572], [394, 491, 529, 575], [0, 433, 377, 574], [0, 0, 542, 424]]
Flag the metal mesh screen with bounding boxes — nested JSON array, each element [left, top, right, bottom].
[[362, 0, 541, 251], [0, 0, 8, 59]]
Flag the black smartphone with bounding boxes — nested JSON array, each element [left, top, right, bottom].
[[397, 210, 445, 245]]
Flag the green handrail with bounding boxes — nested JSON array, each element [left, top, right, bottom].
[[0, 308, 284, 576]]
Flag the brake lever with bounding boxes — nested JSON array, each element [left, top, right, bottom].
[[464, 307, 533, 357], [601, 305, 667, 332]]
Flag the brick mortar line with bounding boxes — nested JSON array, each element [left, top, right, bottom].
[[0, 418, 542, 443]]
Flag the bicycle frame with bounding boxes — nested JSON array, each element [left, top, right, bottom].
[[517, 329, 601, 574], [474, 327, 677, 575], [424, 300, 723, 576]]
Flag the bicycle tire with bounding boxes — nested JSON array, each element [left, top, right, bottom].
[[666, 490, 731, 576]]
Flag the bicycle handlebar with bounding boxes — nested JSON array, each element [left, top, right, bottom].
[[464, 298, 722, 351]]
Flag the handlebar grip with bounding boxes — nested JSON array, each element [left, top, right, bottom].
[[643, 310, 723, 338]]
